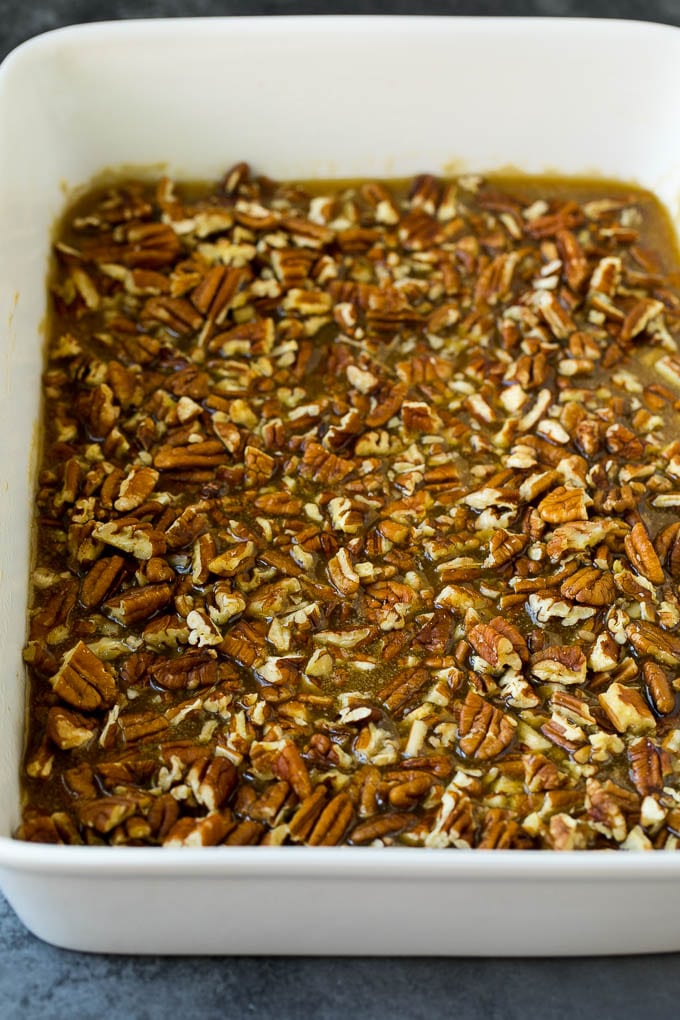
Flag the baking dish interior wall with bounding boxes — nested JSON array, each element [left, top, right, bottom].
[[1, 17, 680, 836]]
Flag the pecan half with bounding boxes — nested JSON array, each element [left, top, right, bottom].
[[458, 690, 517, 760], [624, 522, 665, 585], [50, 642, 117, 711], [559, 566, 615, 607]]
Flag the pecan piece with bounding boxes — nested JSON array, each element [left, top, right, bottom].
[[147, 794, 180, 841], [523, 753, 567, 792], [119, 710, 169, 744], [624, 522, 665, 585], [537, 486, 591, 524], [274, 742, 313, 800], [585, 779, 636, 843], [620, 297, 664, 342], [530, 645, 587, 685], [628, 737, 667, 796], [244, 445, 276, 488], [77, 797, 138, 834], [484, 529, 528, 569], [103, 583, 173, 625], [154, 442, 227, 472], [46, 706, 97, 750], [114, 465, 159, 512], [377, 667, 430, 716], [288, 787, 328, 842], [349, 812, 419, 845], [598, 681, 656, 734], [468, 617, 528, 672], [559, 566, 615, 607], [187, 756, 238, 811], [307, 793, 354, 846], [50, 641, 117, 711], [655, 522, 680, 578], [92, 519, 166, 560], [164, 813, 232, 847], [387, 773, 434, 809], [299, 441, 355, 484], [477, 809, 531, 850], [327, 547, 360, 596], [208, 540, 256, 577], [252, 492, 304, 516], [80, 555, 126, 609], [642, 661, 675, 715], [458, 690, 517, 760], [627, 621, 680, 667], [149, 649, 218, 690]]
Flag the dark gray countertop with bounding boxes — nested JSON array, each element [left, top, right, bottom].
[[3, 2, 680, 1017]]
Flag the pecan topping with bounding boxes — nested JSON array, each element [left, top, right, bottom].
[[21, 169, 680, 851]]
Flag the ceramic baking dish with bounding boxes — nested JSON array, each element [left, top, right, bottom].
[[2, 15, 680, 955]]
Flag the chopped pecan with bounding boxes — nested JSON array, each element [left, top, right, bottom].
[[208, 540, 256, 577], [620, 297, 664, 342], [598, 682, 656, 734], [327, 547, 360, 596], [655, 522, 680, 578], [77, 797, 138, 834], [585, 779, 636, 843], [530, 645, 587, 685], [46, 706, 97, 750], [377, 668, 430, 716], [114, 466, 159, 512], [92, 519, 166, 560], [24, 168, 680, 851], [523, 752, 567, 792]]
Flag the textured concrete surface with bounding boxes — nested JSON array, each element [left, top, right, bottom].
[[3, 2, 680, 1017]]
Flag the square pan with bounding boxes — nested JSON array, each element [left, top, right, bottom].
[[2, 16, 680, 954]]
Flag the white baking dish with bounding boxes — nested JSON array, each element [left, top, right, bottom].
[[2, 15, 680, 955]]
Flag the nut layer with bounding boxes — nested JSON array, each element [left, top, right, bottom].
[[18, 168, 680, 851]]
